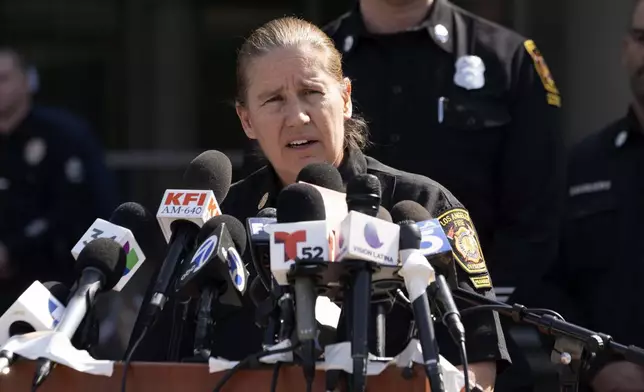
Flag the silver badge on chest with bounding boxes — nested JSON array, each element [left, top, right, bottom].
[[24, 138, 47, 166]]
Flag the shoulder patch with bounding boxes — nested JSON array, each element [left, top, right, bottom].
[[524, 40, 561, 108], [437, 208, 488, 275]]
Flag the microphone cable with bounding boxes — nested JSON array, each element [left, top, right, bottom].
[[212, 343, 300, 392], [120, 325, 148, 392], [270, 362, 282, 392]]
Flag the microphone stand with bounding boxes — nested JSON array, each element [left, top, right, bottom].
[[182, 286, 218, 362], [453, 288, 644, 391]]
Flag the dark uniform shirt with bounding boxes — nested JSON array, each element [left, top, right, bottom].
[[533, 108, 644, 381], [0, 105, 116, 310], [183, 147, 510, 369], [323, 0, 564, 287]]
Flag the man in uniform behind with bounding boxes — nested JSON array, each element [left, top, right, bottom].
[[0, 47, 117, 313], [521, 1, 644, 391], [323, 0, 564, 389]]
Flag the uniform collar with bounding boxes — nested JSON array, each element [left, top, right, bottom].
[[256, 147, 368, 209], [339, 0, 454, 54]]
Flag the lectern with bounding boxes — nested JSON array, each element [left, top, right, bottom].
[[0, 361, 431, 391]]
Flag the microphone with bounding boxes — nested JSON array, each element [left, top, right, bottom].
[[143, 150, 232, 330], [394, 213, 445, 391], [339, 174, 396, 392], [296, 162, 344, 192], [275, 183, 328, 343], [70, 202, 156, 292], [175, 214, 248, 360], [175, 214, 248, 305], [0, 281, 70, 374], [390, 201, 465, 345], [267, 183, 331, 390], [33, 238, 126, 387], [246, 208, 277, 291]]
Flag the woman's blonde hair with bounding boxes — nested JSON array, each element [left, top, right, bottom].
[[235, 17, 369, 152]]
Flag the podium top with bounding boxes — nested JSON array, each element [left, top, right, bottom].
[[0, 361, 431, 392]]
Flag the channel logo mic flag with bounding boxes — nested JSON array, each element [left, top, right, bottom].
[[0, 281, 67, 346], [265, 220, 333, 286], [335, 211, 400, 266], [70, 219, 146, 292], [156, 189, 221, 242]]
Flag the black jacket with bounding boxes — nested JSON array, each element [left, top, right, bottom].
[[526, 108, 644, 383], [0, 105, 116, 311], [322, 0, 565, 288]]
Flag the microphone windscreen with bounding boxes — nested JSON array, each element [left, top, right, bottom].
[[376, 206, 392, 222], [76, 238, 127, 291], [197, 214, 247, 255], [390, 200, 432, 224], [182, 150, 233, 202], [347, 173, 381, 199], [109, 202, 162, 259], [257, 208, 277, 218], [277, 183, 326, 223], [296, 163, 344, 192], [43, 281, 71, 305]]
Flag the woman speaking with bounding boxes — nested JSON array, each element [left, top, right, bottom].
[[209, 17, 510, 390]]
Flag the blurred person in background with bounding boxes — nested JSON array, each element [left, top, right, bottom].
[[0, 46, 116, 313], [515, 1, 644, 391]]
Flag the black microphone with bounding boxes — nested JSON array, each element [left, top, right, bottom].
[[345, 173, 381, 392], [175, 214, 248, 361], [142, 150, 232, 331], [296, 162, 345, 192], [277, 183, 327, 344], [276, 183, 329, 390], [33, 238, 126, 388], [390, 201, 465, 346], [246, 208, 277, 292]]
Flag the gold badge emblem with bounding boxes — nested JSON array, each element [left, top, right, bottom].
[[258, 192, 269, 210]]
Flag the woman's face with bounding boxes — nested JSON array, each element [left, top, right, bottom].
[[236, 46, 352, 185]]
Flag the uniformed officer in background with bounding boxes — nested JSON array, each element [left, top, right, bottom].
[[518, 1, 644, 391], [323, 1, 564, 389], [0, 47, 116, 313], [323, 0, 564, 291]]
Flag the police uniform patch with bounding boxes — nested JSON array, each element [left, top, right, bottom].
[[469, 274, 492, 289], [24, 138, 47, 166], [524, 40, 561, 108], [438, 208, 488, 275]]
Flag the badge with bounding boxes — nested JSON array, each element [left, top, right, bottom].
[[568, 181, 611, 197], [438, 208, 487, 275], [343, 36, 354, 53], [258, 192, 269, 210], [24, 138, 47, 166], [64, 157, 84, 183], [453, 56, 485, 90], [524, 40, 561, 108], [615, 130, 628, 148], [433, 24, 449, 44]]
